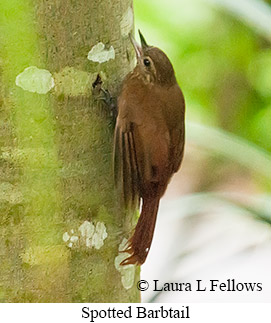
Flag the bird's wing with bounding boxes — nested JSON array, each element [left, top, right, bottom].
[[113, 119, 140, 209], [166, 85, 185, 174], [170, 125, 185, 174]]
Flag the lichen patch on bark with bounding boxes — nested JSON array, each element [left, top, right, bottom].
[[87, 42, 115, 63], [15, 66, 55, 94], [63, 220, 107, 249], [114, 238, 135, 290]]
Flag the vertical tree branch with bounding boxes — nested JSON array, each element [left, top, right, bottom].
[[0, 0, 140, 302]]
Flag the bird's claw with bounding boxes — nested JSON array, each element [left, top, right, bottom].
[[92, 74, 118, 119]]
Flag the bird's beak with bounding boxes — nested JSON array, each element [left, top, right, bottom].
[[129, 33, 142, 59], [130, 30, 149, 60], [138, 30, 148, 50]]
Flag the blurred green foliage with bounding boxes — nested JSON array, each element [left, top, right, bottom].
[[134, 0, 271, 153]]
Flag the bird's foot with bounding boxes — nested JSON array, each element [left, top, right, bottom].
[[119, 240, 143, 266], [92, 74, 118, 119]]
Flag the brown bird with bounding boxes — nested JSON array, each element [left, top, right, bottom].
[[114, 30, 185, 266]]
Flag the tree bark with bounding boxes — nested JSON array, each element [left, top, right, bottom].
[[0, 0, 140, 302]]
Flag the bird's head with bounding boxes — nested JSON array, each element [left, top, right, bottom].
[[130, 30, 176, 86]]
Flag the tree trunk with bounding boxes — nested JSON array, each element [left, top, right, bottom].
[[0, 0, 140, 302]]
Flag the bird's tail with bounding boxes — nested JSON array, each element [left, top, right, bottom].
[[120, 197, 160, 266]]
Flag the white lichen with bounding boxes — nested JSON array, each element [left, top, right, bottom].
[[70, 235, 79, 243], [15, 66, 55, 94], [114, 238, 135, 290], [121, 265, 136, 290], [120, 7, 134, 36], [87, 42, 115, 63], [63, 220, 107, 250], [79, 221, 95, 238], [92, 222, 108, 250], [79, 220, 95, 248], [62, 232, 70, 242], [86, 238, 92, 248], [63, 229, 79, 248]]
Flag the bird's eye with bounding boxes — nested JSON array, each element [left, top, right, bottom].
[[143, 58, 151, 67]]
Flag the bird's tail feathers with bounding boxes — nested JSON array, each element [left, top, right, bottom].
[[120, 197, 160, 266]]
